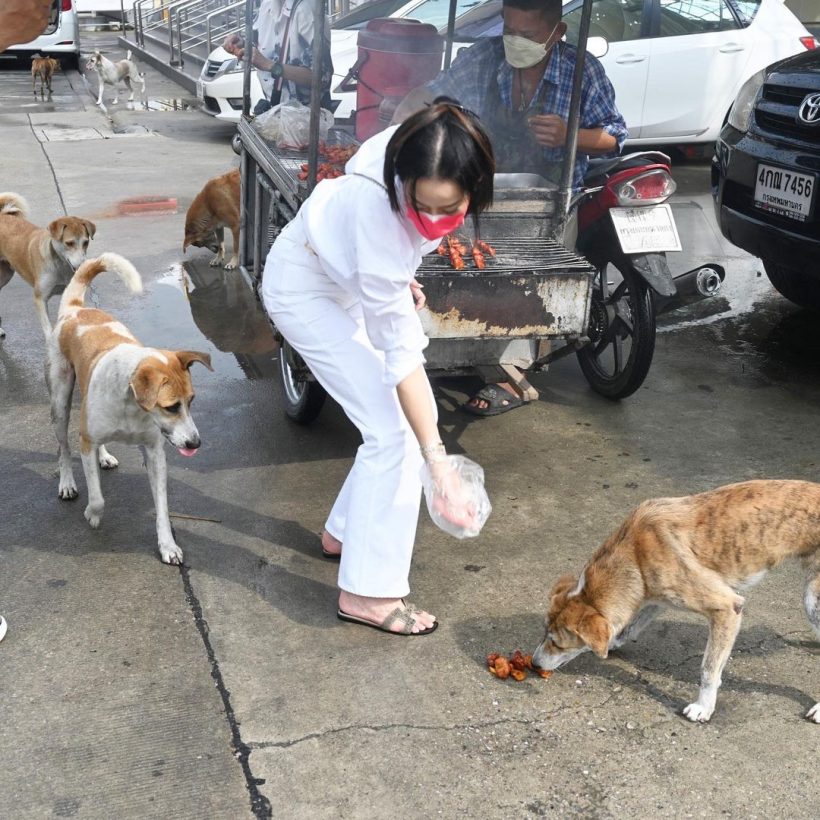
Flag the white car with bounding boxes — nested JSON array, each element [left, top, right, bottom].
[[198, 0, 482, 121], [453, 0, 818, 146], [4, 0, 81, 71]]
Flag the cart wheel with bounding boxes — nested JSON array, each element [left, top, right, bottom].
[[577, 256, 656, 400], [231, 133, 242, 155], [278, 341, 327, 424]]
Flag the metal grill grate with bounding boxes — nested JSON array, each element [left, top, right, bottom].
[[418, 238, 595, 276]]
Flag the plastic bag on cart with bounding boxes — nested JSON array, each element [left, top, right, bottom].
[[420, 455, 491, 539], [253, 100, 333, 150]]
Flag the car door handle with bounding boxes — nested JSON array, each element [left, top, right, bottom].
[[719, 43, 745, 53], [615, 54, 647, 64]]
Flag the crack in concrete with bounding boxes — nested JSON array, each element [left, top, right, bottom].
[[248, 702, 612, 751]]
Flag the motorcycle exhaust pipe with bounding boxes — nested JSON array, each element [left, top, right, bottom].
[[657, 264, 725, 315]]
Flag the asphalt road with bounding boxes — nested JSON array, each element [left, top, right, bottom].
[[1, 31, 818, 820]]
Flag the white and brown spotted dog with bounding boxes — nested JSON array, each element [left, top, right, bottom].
[[47, 253, 212, 565], [86, 49, 146, 106], [0, 192, 96, 341], [532, 480, 820, 724]]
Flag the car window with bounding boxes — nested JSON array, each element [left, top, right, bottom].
[[333, 0, 410, 30], [657, 0, 740, 36], [452, 0, 502, 38], [407, 0, 485, 28], [728, 0, 761, 26], [564, 0, 645, 44]]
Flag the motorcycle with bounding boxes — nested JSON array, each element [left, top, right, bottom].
[[568, 152, 724, 399]]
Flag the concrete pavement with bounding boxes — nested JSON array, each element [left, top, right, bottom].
[[1, 36, 819, 819]]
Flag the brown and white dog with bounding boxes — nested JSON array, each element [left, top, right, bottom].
[[0, 192, 96, 340], [86, 49, 146, 106], [31, 54, 60, 98], [532, 480, 820, 724], [47, 253, 212, 565], [183, 168, 240, 270]]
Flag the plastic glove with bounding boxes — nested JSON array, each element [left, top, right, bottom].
[[420, 455, 491, 539]]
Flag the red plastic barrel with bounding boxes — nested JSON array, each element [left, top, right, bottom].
[[354, 18, 444, 141]]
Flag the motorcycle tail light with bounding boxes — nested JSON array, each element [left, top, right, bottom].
[[612, 169, 677, 206], [800, 36, 818, 50]]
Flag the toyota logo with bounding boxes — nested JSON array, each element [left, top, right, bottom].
[[798, 92, 820, 125]]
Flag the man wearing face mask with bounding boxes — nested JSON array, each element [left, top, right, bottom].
[[397, 0, 627, 416]]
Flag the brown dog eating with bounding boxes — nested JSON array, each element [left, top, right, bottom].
[[532, 480, 820, 723], [183, 168, 240, 270]]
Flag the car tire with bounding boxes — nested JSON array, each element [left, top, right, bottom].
[[763, 260, 820, 312], [278, 340, 327, 424], [61, 53, 81, 72]]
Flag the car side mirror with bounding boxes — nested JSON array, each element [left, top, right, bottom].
[[587, 36, 609, 59]]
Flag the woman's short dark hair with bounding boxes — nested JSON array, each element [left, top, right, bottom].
[[383, 99, 495, 218]]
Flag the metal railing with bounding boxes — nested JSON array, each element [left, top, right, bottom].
[[131, 0, 363, 72]]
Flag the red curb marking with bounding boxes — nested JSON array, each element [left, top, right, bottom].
[[117, 195, 178, 215]]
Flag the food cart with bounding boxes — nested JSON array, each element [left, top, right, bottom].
[[234, 0, 689, 422]]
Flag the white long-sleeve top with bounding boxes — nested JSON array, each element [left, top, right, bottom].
[[288, 125, 439, 386]]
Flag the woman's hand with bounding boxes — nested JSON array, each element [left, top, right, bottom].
[[427, 458, 480, 532], [409, 278, 426, 311], [250, 47, 274, 72]]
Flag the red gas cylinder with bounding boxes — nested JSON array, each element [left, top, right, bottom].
[[354, 18, 444, 142]]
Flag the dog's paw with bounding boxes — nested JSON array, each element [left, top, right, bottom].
[[84, 504, 103, 529], [806, 703, 820, 723], [224, 257, 238, 271], [98, 451, 119, 470], [683, 702, 713, 723], [159, 541, 183, 566], [58, 482, 78, 501], [208, 255, 223, 268]]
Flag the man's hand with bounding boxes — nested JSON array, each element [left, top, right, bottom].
[[528, 114, 568, 149], [0, 0, 52, 52], [409, 278, 426, 311]]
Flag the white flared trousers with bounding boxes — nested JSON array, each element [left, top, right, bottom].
[[262, 230, 434, 598]]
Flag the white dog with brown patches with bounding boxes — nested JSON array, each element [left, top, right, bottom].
[[47, 253, 212, 565], [86, 49, 146, 106], [532, 480, 820, 724]]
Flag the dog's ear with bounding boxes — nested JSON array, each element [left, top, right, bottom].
[[176, 350, 213, 372], [129, 363, 167, 411], [48, 218, 68, 241], [550, 575, 578, 605], [575, 608, 611, 658], [82, 219, 97, 240]]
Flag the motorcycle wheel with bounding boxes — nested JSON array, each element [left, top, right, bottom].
[[577, 256, 656, 400], [278, 340, 327, 424]]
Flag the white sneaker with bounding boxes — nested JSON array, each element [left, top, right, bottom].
[[0, 616, 7, 643]]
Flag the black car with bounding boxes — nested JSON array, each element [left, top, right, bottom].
[[712, 48, 820, 310]]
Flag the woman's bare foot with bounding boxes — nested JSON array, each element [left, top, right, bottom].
[[321, 531, 342, 557], [338, 590, 436, 634]]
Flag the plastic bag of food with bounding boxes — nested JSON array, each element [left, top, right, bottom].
[[420, 455, 491, 539], [277, 100, 333, 150], [252, 103, 284, 142]]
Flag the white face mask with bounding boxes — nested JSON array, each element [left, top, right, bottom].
[[503, 22, 559, 69]]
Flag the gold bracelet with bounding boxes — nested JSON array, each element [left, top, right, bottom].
[[420, 441, 446, 463]]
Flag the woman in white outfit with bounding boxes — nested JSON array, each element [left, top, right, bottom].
[[262, 102, 495, 635]]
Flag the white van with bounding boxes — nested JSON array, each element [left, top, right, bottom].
[[4, 0, 82, 70]]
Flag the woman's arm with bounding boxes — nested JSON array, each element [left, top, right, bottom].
[[395, 365, 440, 450]]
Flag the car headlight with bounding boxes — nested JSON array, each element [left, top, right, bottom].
[[727, 69, 766, 132]]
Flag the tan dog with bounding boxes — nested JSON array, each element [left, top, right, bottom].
[[532, 480, 820, 724], [31, 55, 59, 98], [0, 192, 96, 340], [47, 253, 212, 565], [183, 169, 240, 270]]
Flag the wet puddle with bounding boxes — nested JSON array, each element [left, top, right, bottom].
[[140, 260, 278, 381]]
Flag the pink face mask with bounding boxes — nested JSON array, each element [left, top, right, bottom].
[[406, 201, 469, 240]]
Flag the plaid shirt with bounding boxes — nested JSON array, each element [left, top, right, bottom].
[[428, 38, 627, 189]]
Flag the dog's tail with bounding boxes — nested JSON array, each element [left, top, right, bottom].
[[60, 253, 143, 314], [0, 192, 29, 219]]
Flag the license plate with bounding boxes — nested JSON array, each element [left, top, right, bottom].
[[196, 80, 204, 100], [754, 163, 815, 223], [609, 204, 682, 254]]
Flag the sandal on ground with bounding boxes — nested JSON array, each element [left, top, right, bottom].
[[461, 384, 525, 417], [337, 604, 438, 636]]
